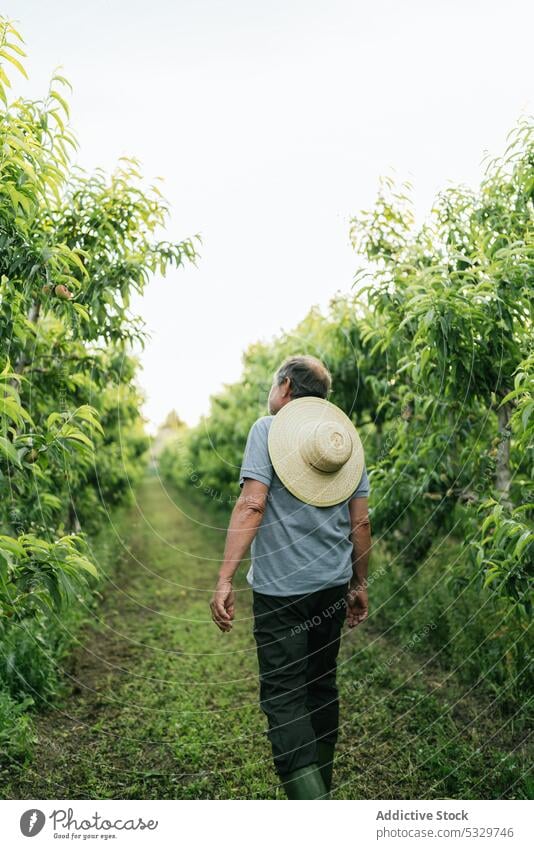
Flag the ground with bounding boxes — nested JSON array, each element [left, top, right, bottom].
[[3, 475, 530, 799]]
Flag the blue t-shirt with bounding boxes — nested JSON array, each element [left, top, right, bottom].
[[239, 414, 370, 596]]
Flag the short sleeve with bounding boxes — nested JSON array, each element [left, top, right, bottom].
[[239, 418, 274, 489], [349, 463, 370, 500]]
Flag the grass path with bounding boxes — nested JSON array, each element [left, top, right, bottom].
[[5, 475, 530, 799]]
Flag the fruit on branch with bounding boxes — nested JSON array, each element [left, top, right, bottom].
[[54, 284, 73, 300]]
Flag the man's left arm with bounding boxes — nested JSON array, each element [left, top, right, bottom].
[[210, 477, 269, 632], [346, 495, 372, 628]]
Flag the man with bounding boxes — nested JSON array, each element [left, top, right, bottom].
[[210, 355, 372, 799]]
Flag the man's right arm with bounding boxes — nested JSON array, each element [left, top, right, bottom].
[[347, 496, 372, 627]]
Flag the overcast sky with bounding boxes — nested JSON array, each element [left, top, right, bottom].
[[10, 0, 534, 430]]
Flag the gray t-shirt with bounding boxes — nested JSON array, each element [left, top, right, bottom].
[[239, 414, 370, 597]]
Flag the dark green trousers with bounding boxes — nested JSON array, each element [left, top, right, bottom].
[[252, 582, 348, 776]]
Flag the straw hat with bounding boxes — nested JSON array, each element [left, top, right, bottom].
[[267, 396, 364, 507]]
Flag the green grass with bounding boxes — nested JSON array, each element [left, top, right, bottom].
[[2, 474, 531, 799]]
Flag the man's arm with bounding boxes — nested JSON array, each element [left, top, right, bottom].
[[346, 496, 372, 628], [210, 477, 269, 632]]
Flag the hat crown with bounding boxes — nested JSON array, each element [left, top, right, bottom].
[[299, 419, 353, 473]]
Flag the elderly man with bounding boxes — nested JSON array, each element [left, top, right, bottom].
[[210, 355, 372, 799]]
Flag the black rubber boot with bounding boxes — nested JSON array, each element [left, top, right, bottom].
[[280, 762, 329, 799], [316, 741, 335, 798]]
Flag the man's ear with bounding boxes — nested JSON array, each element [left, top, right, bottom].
[[282, 376, 292, 398]]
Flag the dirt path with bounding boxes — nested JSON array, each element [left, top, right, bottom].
[[5, 475, 530, 799]]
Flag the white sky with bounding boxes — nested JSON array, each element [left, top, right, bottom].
[[10, 0, 534, 431]]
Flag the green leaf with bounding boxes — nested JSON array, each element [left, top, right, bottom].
[[41, 493, 62, 510], [43, 573, 63, 612], [64, 429, 94, 449], [0, 49, 28, 78], [68, 250, 89, 278], [74, 405, 104, 435], [514, 531, 533, 560], [0, 436, 21, 467], [483, 568, 501, 588], [481, 512, 497, 535], [50, 73, 72, 90], [67, 554, 98, 578], [0, 553, 8, 583], [46, 411, 65, 429], [4, 41, 26, 58], [49, 89, 70, 117], [0, 535, 25, 557], [521, 402, 533, 431], [72, 302, 90, 322]]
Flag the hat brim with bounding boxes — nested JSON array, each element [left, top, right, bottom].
[[267, 397, 364, 507]]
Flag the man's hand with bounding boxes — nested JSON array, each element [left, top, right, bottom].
[[210, 578, 235, 632], [346, 585, 368, 628]]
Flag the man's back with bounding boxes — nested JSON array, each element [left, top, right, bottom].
[[239, 415, 370, 595]]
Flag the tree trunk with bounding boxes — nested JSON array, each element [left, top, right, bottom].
[[68, 501, 82, 534], [496, 402, 513, 508], [13, 300, 41, 376]]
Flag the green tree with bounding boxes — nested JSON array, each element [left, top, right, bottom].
[[0, 17, 199, 671], [161, 119, 533, 706]]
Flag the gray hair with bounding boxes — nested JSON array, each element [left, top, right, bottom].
[[274, 355, 332, 399]]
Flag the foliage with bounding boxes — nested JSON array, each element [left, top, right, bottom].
[[161, 119, 533, 706], [0, 17, 199, 683]]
